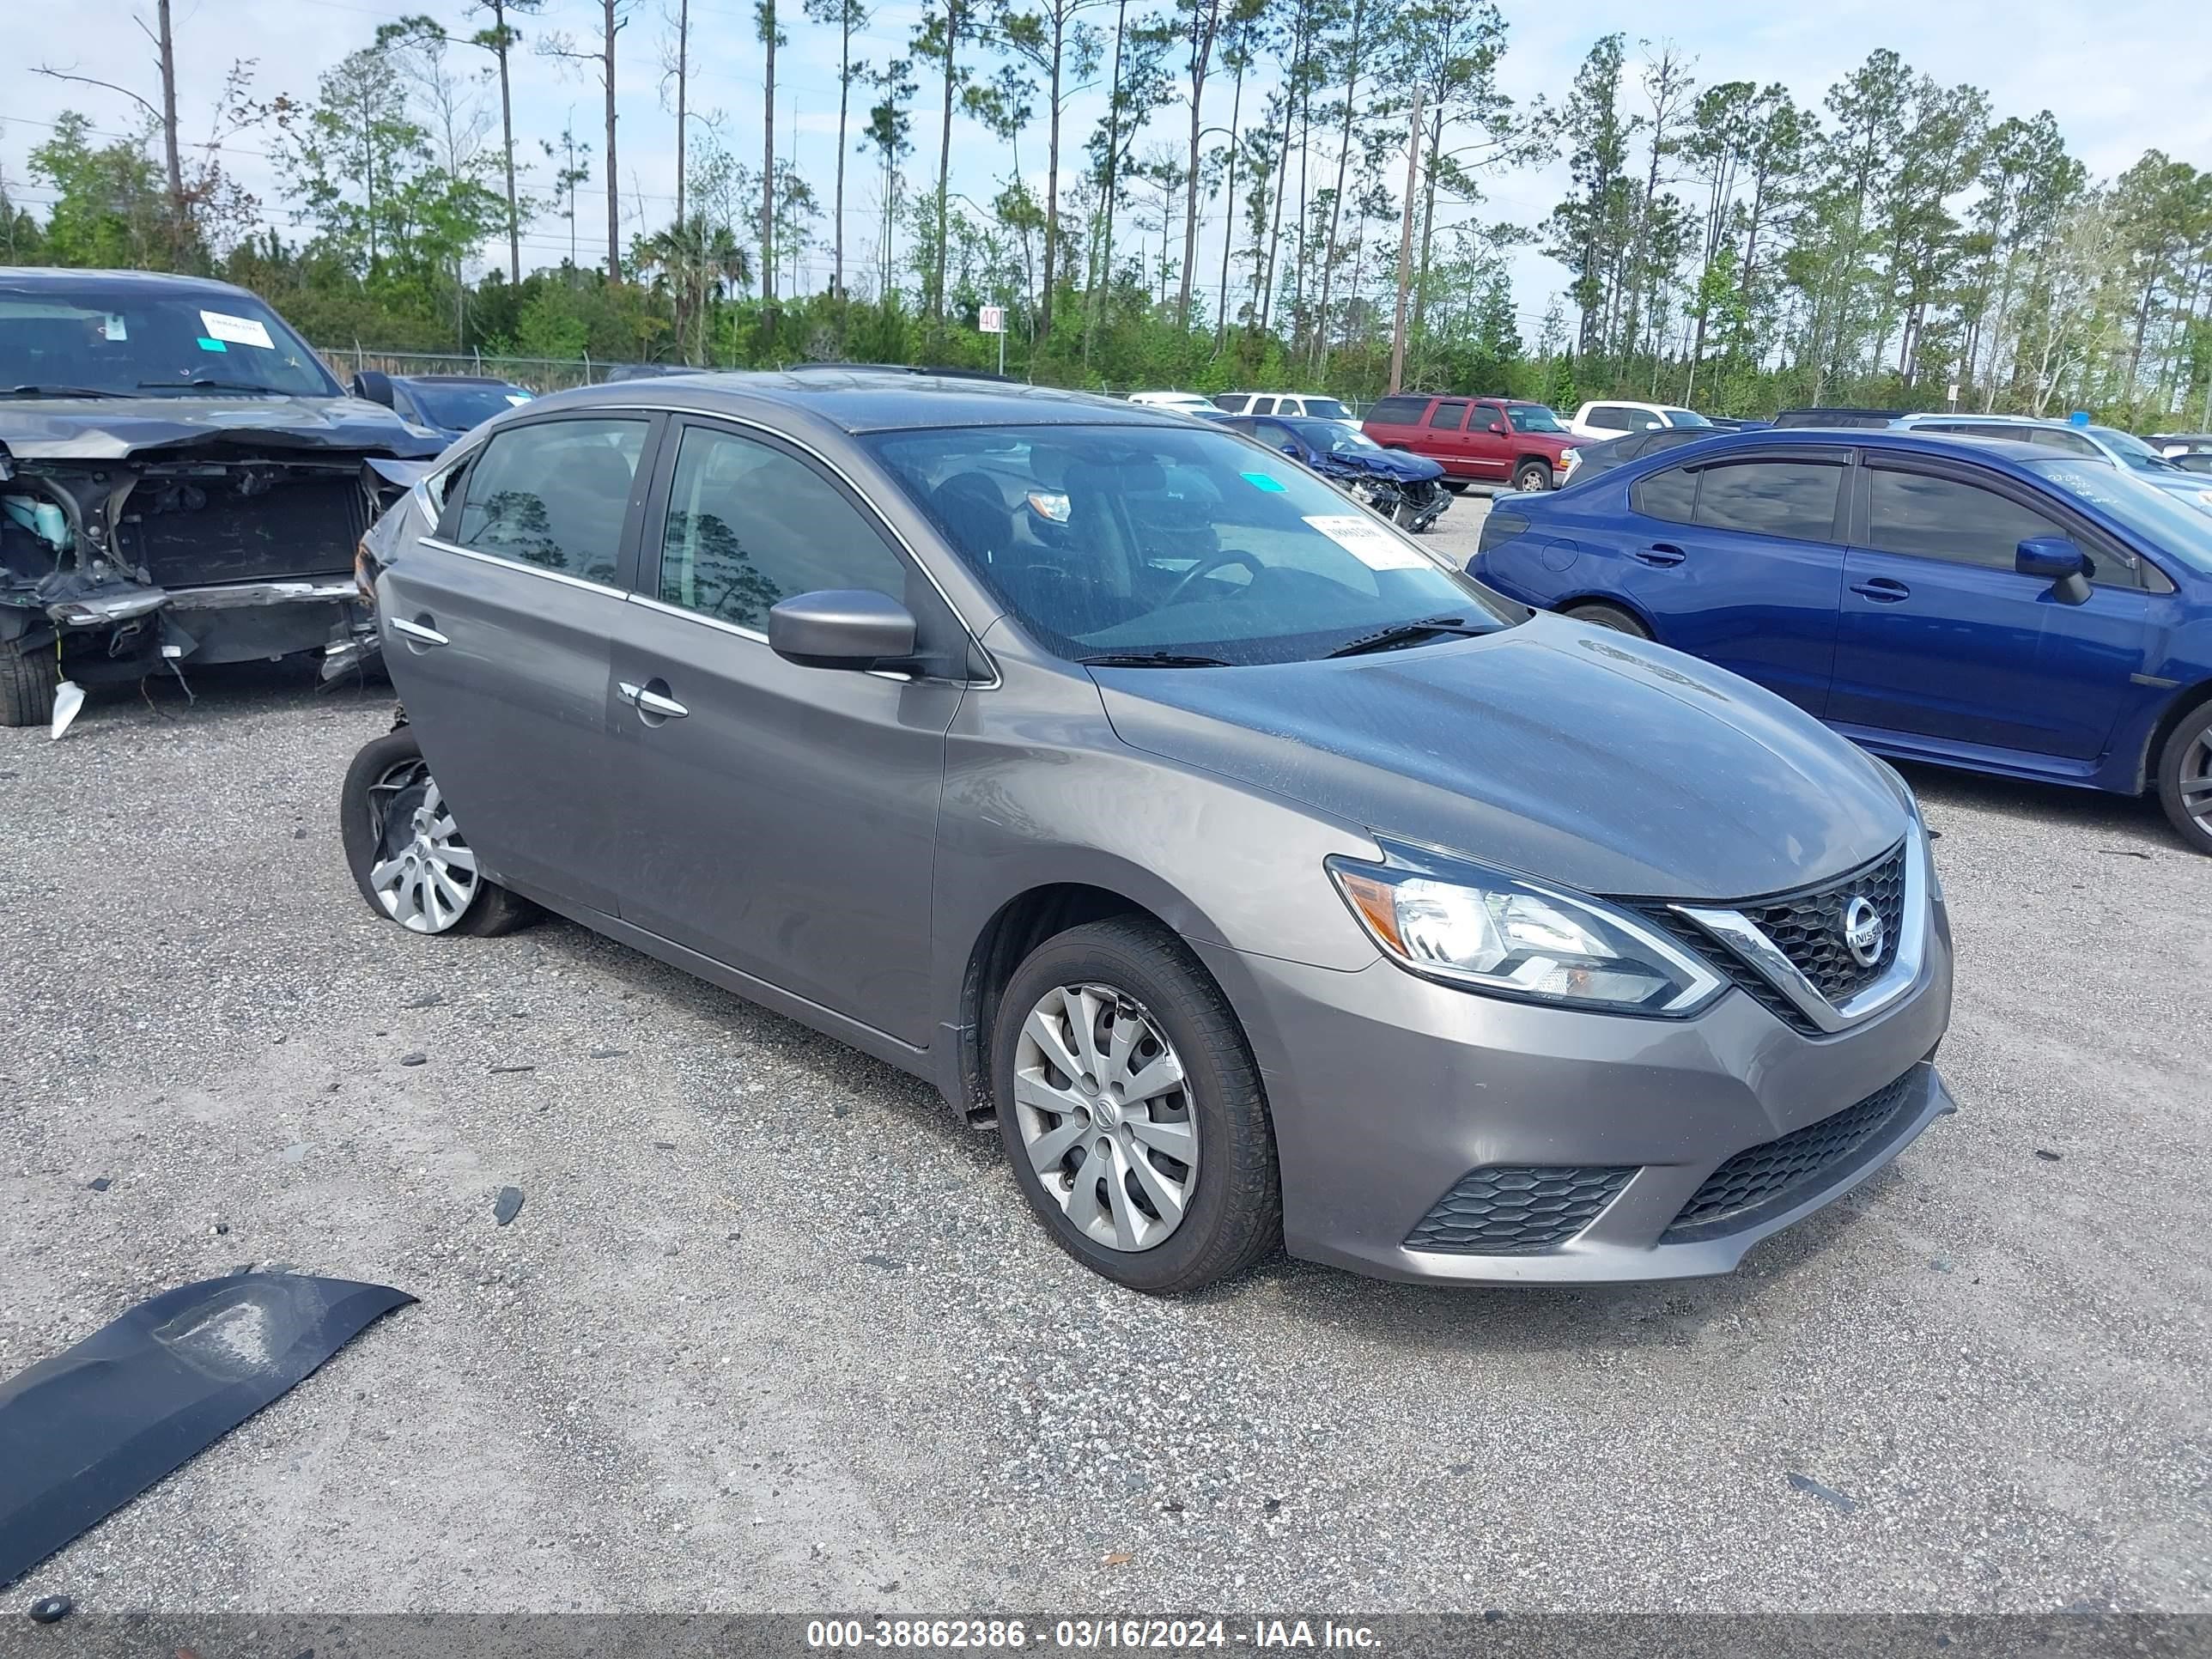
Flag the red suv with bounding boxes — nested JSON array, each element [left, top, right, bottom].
[[1360, 395, 1584, 491]]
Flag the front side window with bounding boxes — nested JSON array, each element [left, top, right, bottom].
[[1428, 399, 1469, 431], [1864, 468, 2069, 571], [453, 417, 647, 582], [1693, 460, 1843, 542], [871, 423, 1508, 666], [0, 283, 340, 398], [656, 424, 908, 630], [1506, 404, 1569, 434]]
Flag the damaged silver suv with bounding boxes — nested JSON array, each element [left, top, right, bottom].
[[0, 268, 443, 728]]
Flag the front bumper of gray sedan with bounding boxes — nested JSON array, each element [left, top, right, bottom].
[[1190, 891, 1954, 1284]]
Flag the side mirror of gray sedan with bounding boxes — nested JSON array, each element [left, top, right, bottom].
[[768, 588, 918, 669]]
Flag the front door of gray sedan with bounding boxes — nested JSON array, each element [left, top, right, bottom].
[[386, 413, 658, 917], [607, 416, 967, 1048]]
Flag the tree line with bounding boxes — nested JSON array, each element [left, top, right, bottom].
[[3, 1, 2208, 425]]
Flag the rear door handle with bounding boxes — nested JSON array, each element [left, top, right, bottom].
[[1850, 577, 1911, 602], [391, 616, 448, 647], [1633, 544, 1686, 567], [618, 680, 690, 720]]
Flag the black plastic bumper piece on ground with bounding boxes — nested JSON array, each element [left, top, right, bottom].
[[0, 1273, 414, 1588]]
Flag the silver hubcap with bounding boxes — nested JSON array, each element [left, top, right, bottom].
[[366, 762, 479, 934], [1012, 984, 1198, 1253], [2184, 733, 2212, 835], [1517, 471, 1547, 491]]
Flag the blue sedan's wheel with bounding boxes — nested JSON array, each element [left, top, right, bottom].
[[1563, 601, 1652, 641], [2156, 703, 2212, 856]]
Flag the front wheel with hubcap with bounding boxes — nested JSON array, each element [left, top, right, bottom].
[[340, 728, 537, 936], [2155, 702, 2212, 855], [992, 917, 1279, 1293], [1511, 460, 1553, 492]]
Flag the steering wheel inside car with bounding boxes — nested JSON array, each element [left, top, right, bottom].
[[1162, 549, 1266, 607]]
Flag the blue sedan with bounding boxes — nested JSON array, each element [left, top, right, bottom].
[[1473, 428, 2212, 853]]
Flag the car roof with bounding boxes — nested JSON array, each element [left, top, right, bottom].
[[1606, 426, 2055, 468], [521, 368, 1190, 434], [0, 265, 270, 304]]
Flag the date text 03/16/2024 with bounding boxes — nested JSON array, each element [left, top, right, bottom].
[[805, 1619, 1382, 1650]]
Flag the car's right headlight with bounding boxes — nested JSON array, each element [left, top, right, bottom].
[[1328, 846, 1725, 1017]]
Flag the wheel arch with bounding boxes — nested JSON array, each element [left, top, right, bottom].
[[1553, 590, 1662, 637], [949, 882, 1189, 1121], [2141, 677, 2212, 793]]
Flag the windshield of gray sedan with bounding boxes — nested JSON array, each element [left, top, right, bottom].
[[869, 424, 1507, 665], [0, 288, 340, 398]]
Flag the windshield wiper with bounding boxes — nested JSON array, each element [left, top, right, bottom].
[[1079, 651, 1232, 668], [6, 384, 124, 398], [1323, 615, 1482, 659], [136, 379, 283, 394]]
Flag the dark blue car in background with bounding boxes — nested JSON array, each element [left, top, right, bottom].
[[1474, 428, 2212, 854], [1225, 413, 1451, 532]]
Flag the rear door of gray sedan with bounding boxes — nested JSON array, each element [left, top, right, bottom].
[[384, 412, 661, 917], [606, 415, 969, 1048]]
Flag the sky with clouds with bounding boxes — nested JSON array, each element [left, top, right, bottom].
[[4, 0, 2209, 333]]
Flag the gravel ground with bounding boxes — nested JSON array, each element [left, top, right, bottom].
[[3, 584, 2208, 1617]]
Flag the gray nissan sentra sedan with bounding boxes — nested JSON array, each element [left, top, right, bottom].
[[339, 371, 1955, 1294]]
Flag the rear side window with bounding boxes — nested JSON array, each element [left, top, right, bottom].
[[1633, 465, 1698, 523], [1248, 397, 1277, 415], [1864, 467, 2070, 571], [1212, 394, 1249, 412], [453, 417, 647, 583], [1428, 399, 1469, 431], [1364, 395, 1426, 426], [1585, 405, 1630, 432], [655, 423, 908, 631], [1693, 460, 1843, 542]]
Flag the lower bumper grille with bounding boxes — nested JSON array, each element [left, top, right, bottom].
[[1405, 1164, 1634, 1255], [1662, 1070, 1923, 1241]]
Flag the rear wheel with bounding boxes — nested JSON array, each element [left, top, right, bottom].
[[1511, 460, 1553, 493], [1562, 600, 1652, 641], [2155, 702, 2212, 855], [0, 637, 60, 728], [992, 917, 1279, 1294], [340, 729, 538, 936]]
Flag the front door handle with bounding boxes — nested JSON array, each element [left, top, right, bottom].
[[1850, 577, 1911, 602], [618, 680, 690, 720], [1633, 544, 1686, 568], [391, 616, 448, 647]]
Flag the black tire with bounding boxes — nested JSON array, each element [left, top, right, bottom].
[[340, 728, 538, 937], [1563, 600, 1652, 640], [2154, 700, 2212, 856], [992, 916, 1280, 1295], [0, 637, 60, 728], [1511, 459, 1553, 492]]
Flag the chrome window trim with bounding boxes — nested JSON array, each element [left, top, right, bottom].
[[417, 534, 629, 599], [1674, 818, 1930, 1036]]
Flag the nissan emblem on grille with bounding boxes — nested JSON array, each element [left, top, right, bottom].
[[1842, 895, 1885, 968]]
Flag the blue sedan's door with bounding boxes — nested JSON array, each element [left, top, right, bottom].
[[1829, 458, 2148, 762], [1613, 451, 1850, 714]]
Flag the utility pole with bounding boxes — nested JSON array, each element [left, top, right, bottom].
[[155, 0, 183, 257], [1386, 88, 1420, 396]]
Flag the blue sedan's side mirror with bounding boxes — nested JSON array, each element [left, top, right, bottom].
[[2017, 537, 2092, 605], [1281, 442, 1302, 458]]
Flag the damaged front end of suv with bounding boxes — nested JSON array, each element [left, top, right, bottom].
[[0, 268, 444, 730]]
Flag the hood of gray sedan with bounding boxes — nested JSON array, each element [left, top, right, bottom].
[[1092, 614, 1908, 902]]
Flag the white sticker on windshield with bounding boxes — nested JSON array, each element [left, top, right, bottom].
[[504, 392, 533, 405], [103, 313, 129, 342], [198, 309, 275, 349], [1302, 514, 1429, 570]]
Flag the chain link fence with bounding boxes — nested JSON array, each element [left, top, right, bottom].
[[313, 345, 1379, 416]]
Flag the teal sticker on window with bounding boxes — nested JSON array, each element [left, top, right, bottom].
[[195, 336, 228, 352], [1241, 471, 1286, 492]]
